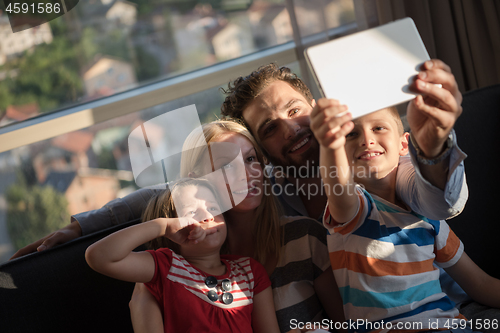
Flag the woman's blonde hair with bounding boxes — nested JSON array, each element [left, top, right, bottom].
[[179, 119, 283, 265], [142, 178, 223, 253]]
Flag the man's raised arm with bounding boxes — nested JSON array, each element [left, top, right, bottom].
[[397, 59, 468, 220]]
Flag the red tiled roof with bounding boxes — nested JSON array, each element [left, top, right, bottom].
[[51, 131, 94, 153], [5, 103, 39, 121]]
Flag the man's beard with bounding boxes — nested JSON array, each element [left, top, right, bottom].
[[266, 130, 321, 179]]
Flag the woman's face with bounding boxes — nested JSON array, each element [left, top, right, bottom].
[[209, 133, 264, 213]]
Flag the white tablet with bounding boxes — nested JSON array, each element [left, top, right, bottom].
[[305, 17, 430, 119]]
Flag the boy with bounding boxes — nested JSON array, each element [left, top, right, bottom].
[[310, 100, 500, 332]]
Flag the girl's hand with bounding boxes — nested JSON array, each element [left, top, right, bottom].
[[163, 217, 197, 245], [163, 218, 219, 245]]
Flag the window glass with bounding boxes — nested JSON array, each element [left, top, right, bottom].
[[0, 0, 358, 264], [0, 0, 352, 126], [0, 1, 353, 129], [292, 0, 355, 38], [0, 84, 217, 263]]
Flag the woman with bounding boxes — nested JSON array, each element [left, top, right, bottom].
[[130, 119, 345, 333]]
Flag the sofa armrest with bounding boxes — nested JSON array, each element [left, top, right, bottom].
[[0, 219, 144, 333]]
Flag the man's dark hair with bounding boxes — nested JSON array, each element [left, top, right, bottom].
[[220, 63, 313, 122]]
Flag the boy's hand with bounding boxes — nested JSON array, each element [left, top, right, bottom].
[[310, 98, 354, 150], [407, 59, 462, 158]]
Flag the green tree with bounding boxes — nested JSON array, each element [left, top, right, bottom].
[[97, 28, 131, 61], [135, 46, 160, 81], [6, 173, 70, 251], [127, 0, 251, 15], [78, 27, 100, 64], [97, 146, 118, 170], [0, 35, 83, 112], [0, 84, 13, 119]]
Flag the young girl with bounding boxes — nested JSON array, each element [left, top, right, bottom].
[[85, 178, 280, 333]]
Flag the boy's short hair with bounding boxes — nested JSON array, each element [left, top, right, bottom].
[[387, 106, 405, 135], [220, 63, 313, 121]]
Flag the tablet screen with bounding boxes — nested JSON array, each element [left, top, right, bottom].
[[305, 17, 430, 119]]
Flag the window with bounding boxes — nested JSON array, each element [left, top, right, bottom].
[[0, 0, 356, 264], [0, 0, 354, 127]]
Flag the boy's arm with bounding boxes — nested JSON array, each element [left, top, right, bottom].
[[310, 98, 357, 223], [130, 283, 164, 333], [320, 145, 358, 223], [444, 252, 500, 308], [252, 286, 280, 333]]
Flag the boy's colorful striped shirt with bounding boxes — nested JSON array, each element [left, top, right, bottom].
[[323, 186, 464, 332]]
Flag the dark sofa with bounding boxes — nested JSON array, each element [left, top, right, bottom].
[[0, 220, 143, 333], [1, 84, 499, 333], [448, 83, 500, 279]]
